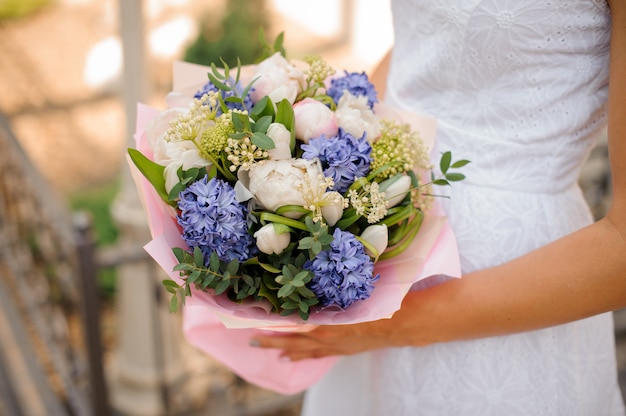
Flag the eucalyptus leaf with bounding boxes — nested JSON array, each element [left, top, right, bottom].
[[445, 173, 466, 182], [254, 115, 272, 134], [169, 295, 179, 313], [451, 159, 471, 168], [209, 252, 220, 272], [440, 151, 452, 174], [172, 247, 186, 263], [250, 96, 275, 120], [251, 132, 275, 150], [277, 284, 295, 298], [215, 279, 230, 295], [226, 259, 239, 275], [193, 247, 204, 267], [208, 72, 230, 91]]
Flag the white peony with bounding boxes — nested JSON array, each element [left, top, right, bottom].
[[335, 92, 381, 143], [250, 53, 305, 104]]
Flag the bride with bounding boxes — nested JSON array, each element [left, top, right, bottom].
[[252, 0, 626, 415]]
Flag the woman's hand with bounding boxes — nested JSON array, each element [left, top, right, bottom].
[[250, 318, 397, 361], [249, 287, 451, 361]]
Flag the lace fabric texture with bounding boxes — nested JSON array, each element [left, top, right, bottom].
[[301, 1, 626, 415]]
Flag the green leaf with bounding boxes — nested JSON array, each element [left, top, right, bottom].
[[200, 274, 215, 289], [251, 132, 275, 150], [127, 148, 170, 204], [298, 301, 310, 314], [232, 112, 246, 132], [162, 279, 181, 290], [311, 240, 322, 255], [250, 96, 275, 120], [243, 275, 255, 287], [281, 301, 298, 310], [273, 31, 286, 57], [215, 279, 230, 295], [445, 173, 466, 182], [209, 252, 220, 272], [173, 263, 193, 272], [208, 73, 230, 92], [296, 287, 315, 299], [253, 115, 272, 134], [187, 269, 201, 284], [193, 247, 204, 267], [169, 294, 179, 313], [172, 247, 186, 263], [277, 284, 295, 298], [230, 132, 248, 140], [451, 159, 471, 168], [258, 262, 281, 273], [432, 179, 450, 186], [224, 96, 243, 104], [439, 151, 452, 174], [275, 99, 295, 150], [258, 279, 282, 310], [226, 259, 239, 275], [167, 182, 185, 201]]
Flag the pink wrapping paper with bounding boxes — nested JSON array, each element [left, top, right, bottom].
[[128, 61, 462, 394]]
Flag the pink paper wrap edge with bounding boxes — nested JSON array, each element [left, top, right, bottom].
[[127, 62, 462, 394]]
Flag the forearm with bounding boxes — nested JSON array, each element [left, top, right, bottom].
[[394, 217, 626, 346], [370, 50, 391, 101]]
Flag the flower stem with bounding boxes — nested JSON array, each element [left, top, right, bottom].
[[379, 211, 423, 260], [260, 212, 308, 231]]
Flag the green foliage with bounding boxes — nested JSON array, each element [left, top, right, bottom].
[[257, 28, 286, 61], [183, 0, 269, 67], [68, 181, 120, 298], [166, 247, 261, 313], [0, 0, 49, 20], [207, 60, 257, 113], [431, 151, 471, 186], [128, 148, 172, 206], [167, 166, 207, 201]]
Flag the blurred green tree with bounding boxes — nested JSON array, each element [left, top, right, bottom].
[[0, 0, 49, 20], [184, 0, 268, 67]]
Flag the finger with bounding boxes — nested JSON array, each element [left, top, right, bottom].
[[250, 333, 320, 351], [284, 348, 338, 361]]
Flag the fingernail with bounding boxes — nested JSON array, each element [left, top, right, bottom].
[[249, 339, 260, 347], [279, 355, 291, 363]]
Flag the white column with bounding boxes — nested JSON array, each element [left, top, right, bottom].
[[106, 1, 210, 414]]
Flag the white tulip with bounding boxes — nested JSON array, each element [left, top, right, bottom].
[[321, 191, 345, 226], [360, 224, 388, 259], [382, 175, 413, 208], [266, 123, 292, 160], [254, 223, 291, 255]]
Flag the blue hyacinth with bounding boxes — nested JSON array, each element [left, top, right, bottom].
[[305, 228, 379, 309], [301, 128, 372, 193], [327, 71, 378, 109], [177, 175, 255, 263], [194, 79, 253, 114]]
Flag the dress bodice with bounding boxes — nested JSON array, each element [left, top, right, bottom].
[[301, 3, 625, 415], [386, 0, 611, 194]]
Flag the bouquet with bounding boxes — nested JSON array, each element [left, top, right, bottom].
[[129, 34, 466, 393]]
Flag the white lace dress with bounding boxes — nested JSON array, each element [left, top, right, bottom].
[[301, 1, 626, 415]]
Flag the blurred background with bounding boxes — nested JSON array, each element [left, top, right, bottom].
[[0, 0, 621, 415]]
